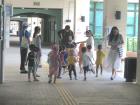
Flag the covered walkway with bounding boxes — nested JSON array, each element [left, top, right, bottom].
[[0, 47, 140, 105]]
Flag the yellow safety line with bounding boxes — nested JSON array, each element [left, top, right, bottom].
[[54, 83, 78, 105], [59, 87, 72, 105], [54, 84, 70, 105], [61, 87, 77, 105], [64, 87, 78, 105]]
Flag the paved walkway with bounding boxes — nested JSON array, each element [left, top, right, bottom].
[[0, 47, 140, 105]]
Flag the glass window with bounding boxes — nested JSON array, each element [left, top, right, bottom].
[[90, 2, 94, 9], [135, 12, 138, 36], [90, 2, 103, 38], [128, 4, 135, 11], [90, 11, 94, 24], [96, 2, 103, 9], [90, 25, 94, 34], [136, 4, 139, 11], [127, 26, 134, 37], [95, 26, 103, 37], [95, 11, 103, 26], [127, 12, 135, 25]]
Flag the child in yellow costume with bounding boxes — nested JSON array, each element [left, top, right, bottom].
[[96, 44, 105, 77], [67, 48, 77, 80]]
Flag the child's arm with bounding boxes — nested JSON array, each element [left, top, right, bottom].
[[25, 55, 29, 65]]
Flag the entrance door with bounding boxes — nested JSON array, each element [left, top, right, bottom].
[[49, 16, 56, 44], [43, 16, 56, 45]]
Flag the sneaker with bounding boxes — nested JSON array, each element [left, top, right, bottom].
[[75, 77, 77, 80], [36, 74, 40, 77], [57, 76, 62, 79], [34, 79, 39, 81], [28, 79, 31, 82], [83, 77, 86, 81], [53, 81, 56, 84], [20, 70, 28, 74], [38, 65, 42, 68], [110, 77, 114, 80], [48, 80, 52, 84]]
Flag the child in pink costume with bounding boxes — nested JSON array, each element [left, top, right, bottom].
[[48, 45, 60, 84]]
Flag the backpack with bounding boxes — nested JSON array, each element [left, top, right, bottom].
[[21, 31, 28, 48]]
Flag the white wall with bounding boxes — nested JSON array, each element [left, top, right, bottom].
[[5, 0, 64, 8], [75, 0, 90, 42], [128, 0, 139, 3]]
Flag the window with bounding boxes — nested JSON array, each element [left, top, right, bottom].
[[90, 2, 103, 38], [127, 3, 138, 37], [126, 3, 138, 52]]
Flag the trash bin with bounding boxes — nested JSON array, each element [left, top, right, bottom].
[[124, 57, 137, 82]]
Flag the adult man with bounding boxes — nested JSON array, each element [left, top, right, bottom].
[[58, 25, 74, 48], [19, 23, 30, 73]]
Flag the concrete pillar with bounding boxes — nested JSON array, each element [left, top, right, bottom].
[[103, 0, 127, 49], [0, 0, 4, 84], [136, 1, 140, 85]]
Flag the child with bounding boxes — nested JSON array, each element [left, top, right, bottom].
[[48, 45, 60, 84], [67, 48, 77, 80], [57, 46, 68, 78], [78, 42, 85, 73], [95, 44, 105, 77], [27, 44, 39, 82], [86, 45, 95, 73], [81, 47, 90, 81]]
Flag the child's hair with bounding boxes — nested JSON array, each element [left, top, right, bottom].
[[98, 44, 102, 50], [85, 30, 93, 37], [51, 44, 59, 52], [29, 44, 39, 52], [81, 47, 86, 53], [87, 45, 92, 50]]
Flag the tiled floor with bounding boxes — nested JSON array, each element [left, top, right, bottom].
[[0, 47, 140, 105]]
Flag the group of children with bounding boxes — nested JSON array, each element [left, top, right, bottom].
[[25, 42, 105, 83], [46, 42, 105, 84]]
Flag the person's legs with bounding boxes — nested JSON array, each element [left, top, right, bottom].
[[72, 65, 77, 80], [38, 50, 42, 67], [32, 65, 39, 81], [48, 74, 52, 83], [111, 68, 116, 80], [35, 62, 40, 77], [68, 65, 72, 80], [100, 64, 103, 75], [57, 66, 62, 78], [20, 47, 28, 73], [83, 66, 87, 80], [53, 75, 56, 83], [96, 65, 99, 77], [28, 67, 32, 82], [79, 59, 83, 73]]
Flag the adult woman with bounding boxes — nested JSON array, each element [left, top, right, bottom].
[[106, 26, 124, 80], [85, 30, 94, 49], [32, 26, 42, 76]]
